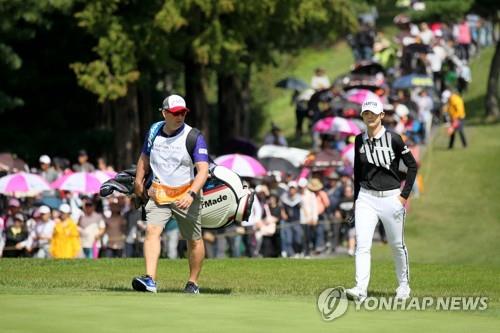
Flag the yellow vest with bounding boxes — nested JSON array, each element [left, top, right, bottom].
[[447, 94, 466, 120]]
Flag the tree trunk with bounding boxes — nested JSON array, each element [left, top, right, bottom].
[[113, 84, 141, 169], [184, 57, 210, 140], [138, 79, 154, 136], [217, 65, 252, 154], [485, 39, 500, 120]]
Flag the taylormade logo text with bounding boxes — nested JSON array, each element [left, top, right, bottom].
[[201, 195, 228, 209], [317, 287, 489, 321]]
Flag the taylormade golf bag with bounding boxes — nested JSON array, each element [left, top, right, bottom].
[[100, 165, 254, 229]]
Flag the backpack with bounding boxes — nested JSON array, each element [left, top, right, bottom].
[[146, 121, 201, 163]]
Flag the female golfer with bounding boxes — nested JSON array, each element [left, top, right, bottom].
[[346, 97, 417, 302]]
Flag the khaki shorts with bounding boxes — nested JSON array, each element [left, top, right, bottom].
[[144, 197, 202, 240]]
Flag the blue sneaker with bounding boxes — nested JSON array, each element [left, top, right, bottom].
[[184, 281, 200, 294], [132, 275, 157, 293]]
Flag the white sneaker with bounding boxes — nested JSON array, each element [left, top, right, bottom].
[[395, 285, 411, 300], [345, 286, 367, 302]]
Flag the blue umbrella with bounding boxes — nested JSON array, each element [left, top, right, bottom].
[[275, 77, 309, 91], [392, 74, 433, 90]]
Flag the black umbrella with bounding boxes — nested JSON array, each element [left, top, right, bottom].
[[351, 61, 386, 76], [404, 43, 432, 54], [275, 77, 309, 91]]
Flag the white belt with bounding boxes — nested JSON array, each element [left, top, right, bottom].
[[360, 187, 400, 198]]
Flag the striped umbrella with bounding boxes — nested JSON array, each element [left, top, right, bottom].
[[0, 172, 51, 194], [93, 170, 117, 183], [51, 172, 103, 194], [214, 154, 267, 178], [313, 117, 361, 136]]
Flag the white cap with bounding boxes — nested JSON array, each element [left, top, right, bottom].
[[161, 94, 190, 113], [441, 90, 451, 104], [395, 104, 410, 118], [298, 178, 308, 188], [361, 97, 384, 115], [59, 203, 71, 214], [39, 205, 51, 214], [39, 155, 51, 165], [287, 180, 298, 189]]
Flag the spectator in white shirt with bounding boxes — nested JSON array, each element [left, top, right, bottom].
[[311, 68, 331, 91]]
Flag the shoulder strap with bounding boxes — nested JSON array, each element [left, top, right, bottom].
[[147, 121, 165, 152], [186, 127, 201, 163]]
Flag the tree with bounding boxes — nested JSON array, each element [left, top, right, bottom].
[[0, 0, 74, 112], [471, 0, 500, 120], [485, 39, 500, 120], [71, 0, 177, 168]]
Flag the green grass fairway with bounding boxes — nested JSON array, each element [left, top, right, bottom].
[[0, 258, 499, 332]]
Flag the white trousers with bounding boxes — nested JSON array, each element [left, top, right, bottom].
[[354, 189, 409, 292]]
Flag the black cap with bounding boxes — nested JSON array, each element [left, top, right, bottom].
[[78, 150, 88, 156]]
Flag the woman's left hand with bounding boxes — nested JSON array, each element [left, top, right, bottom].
[[398, 196, 407, 206]]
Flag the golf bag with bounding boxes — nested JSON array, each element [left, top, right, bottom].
[[100, 165, 255, 229]]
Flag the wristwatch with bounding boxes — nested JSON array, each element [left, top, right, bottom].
[[187, 190, 197, 199]]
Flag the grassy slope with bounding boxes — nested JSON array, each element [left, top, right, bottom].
[[255, 41, 354, 142]]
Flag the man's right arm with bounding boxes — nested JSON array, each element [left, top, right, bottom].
[[134, 153, 150, 199]]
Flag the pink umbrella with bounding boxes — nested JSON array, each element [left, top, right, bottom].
[[0, 172, 51, 194], [313, 117, 361, 136], [51, 172, 103, 194], [93, 170, 117, 183], [214, 154, 267, 178], [345, 89, 378, 105], [341, 143, 355, 166]]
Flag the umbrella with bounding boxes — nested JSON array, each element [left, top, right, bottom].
[[51, 172, 103, 194], [259, 157, 300, 177], [313, 117, 361, 136], [345, 89, 379, 105], [341, 143, 355, 166], [404, 43, 432, 54], [0, 172, 51, 194], [214, 154, 267, 178], [0, 153, 29, 172], [257, 145, 309, 168], [310, 149, 343, 170], [392, 74, 434, 90], [351, 61, 386, 76], [93, 170, 117, 183], [275, 77, 309, 91]]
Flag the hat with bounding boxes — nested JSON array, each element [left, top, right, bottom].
[[39, 155, 51, 165], [441, 90, 451, 104], [298, 178, 308, 188], [326, 170, 340, 180], [361, 97, 384, 115], [78, 149, 88, 156], [161, 94, 190, 113], [14, 213, 24, 222], [287, 180, 298, 189], [395, 104, 410, 118], [307, 178, 324, 192], [59, 203, 71, 214], [8, 198, 20, 207], [38, 205, 51, 215]]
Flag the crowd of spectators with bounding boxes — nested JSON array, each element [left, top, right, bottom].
[[0, 10, 495, 259]]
